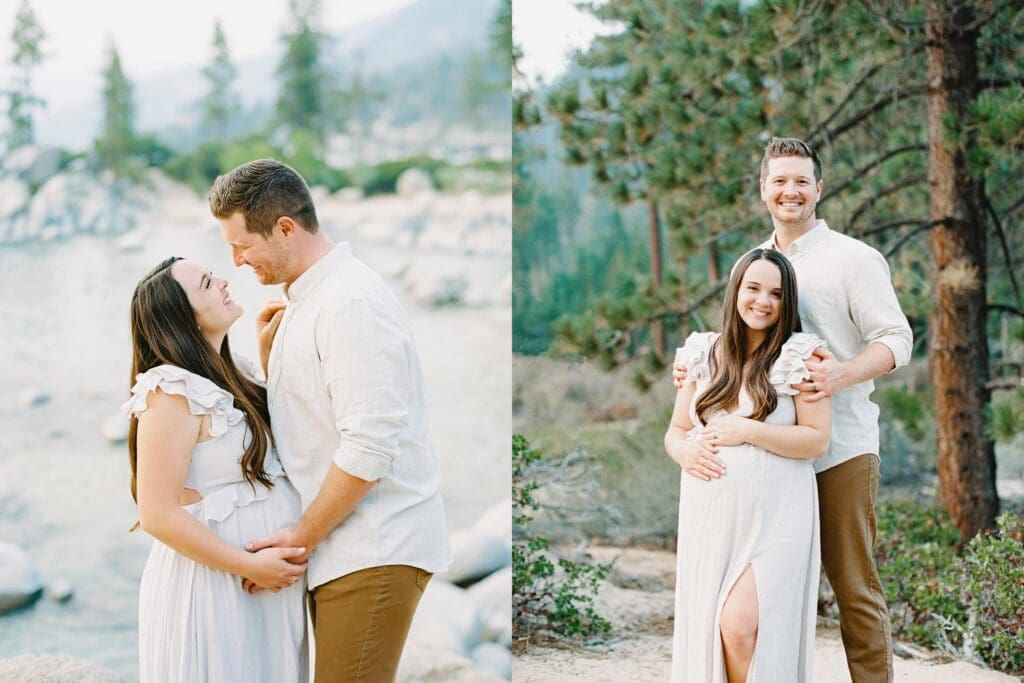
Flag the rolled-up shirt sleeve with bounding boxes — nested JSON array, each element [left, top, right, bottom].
[[847, 249, 913, 372], [316, 297, 410, 482]]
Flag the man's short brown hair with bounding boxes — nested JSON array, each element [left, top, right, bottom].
[[208, 159, 319, 237], [760, 137, 822, 183]]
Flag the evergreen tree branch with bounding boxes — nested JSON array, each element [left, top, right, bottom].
[[988, 303, 1024, 319], [884, 218, 949, 257], [651, 282, 728, 324], [982, 186, 1023, 314], [820, 144, 928, 203], [857, 218, 931, 237], [806, 43, 928, 144], [813, 83, 928, 144], [848, 173, 928, 227]]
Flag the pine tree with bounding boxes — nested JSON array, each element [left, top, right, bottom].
[[275, 0, 334, 149], [5, 0, 46, 149], [201, 20, 238, 141], [95, 43, 137, 179]]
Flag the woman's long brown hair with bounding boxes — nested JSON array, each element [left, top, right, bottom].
[[127, 257, 275, 504], [695, 249, 801, 425]]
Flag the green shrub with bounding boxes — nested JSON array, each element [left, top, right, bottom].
[[874, 501, 965, 648], [512, 434, 611, 641], [960, 512, 1024, 674], [874, 501, 1024, 674]]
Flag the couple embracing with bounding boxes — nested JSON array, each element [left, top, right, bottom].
[[666, 138, 912, 682], [122, 159, 451, 682]]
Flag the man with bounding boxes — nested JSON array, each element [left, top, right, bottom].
[[673, 137, 912, 682], [209, 159, 451, 682]]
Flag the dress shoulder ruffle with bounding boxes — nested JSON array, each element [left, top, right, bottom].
[[120, 365, 244, 438], [769, 332, 827, 396], [675, 331, 720, 385]]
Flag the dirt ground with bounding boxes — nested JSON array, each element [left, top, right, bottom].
[[513, 547, 1019, 682]]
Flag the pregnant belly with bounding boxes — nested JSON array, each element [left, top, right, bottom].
[[680, 443, 814, 506]]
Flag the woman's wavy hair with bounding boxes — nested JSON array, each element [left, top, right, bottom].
[[127, 257, 275, 505], [695, 249, 801, 424]]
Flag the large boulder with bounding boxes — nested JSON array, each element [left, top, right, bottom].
[[467, 566, 512, 647], [396, 168, 435, 197], [20, 147, 64, 186], [407, 579, 482, 657], [0, 654, 124, 682], [439, 528, 510, 586], [0, 542, 43, 614], [397, 639, 504, 683], [470, 642, 512, 680], [0, 177, 30, 221]]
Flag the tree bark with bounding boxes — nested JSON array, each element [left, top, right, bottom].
[[925, 1, 999, 540], [647, 195, 665, 356]]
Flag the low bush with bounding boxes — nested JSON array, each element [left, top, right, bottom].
[[512, 434, 611, 642], [874, 501, 1024, 675]]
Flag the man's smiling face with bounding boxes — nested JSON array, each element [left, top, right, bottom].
[[218, 211, 289, 285], [759, 155, 823, 231]]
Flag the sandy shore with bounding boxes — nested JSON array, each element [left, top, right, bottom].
[[513, 547, 1018, 682]]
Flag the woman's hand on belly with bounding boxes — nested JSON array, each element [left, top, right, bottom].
[[702, 414, 754, 448]]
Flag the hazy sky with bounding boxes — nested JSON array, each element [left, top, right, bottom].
[[0, 0, 415, 105], [513, 0, 610, 88]]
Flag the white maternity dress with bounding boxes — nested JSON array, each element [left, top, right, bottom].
[[671, 332, 822, 682], [123, 364, 308, 683]]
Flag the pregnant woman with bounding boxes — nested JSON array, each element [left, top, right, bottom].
[[122, 257, 307, 682], [665, 249, 831, 682]]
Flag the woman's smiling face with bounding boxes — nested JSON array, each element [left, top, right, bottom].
[[736, 258, 783, 332], [171, 259, 243, 340]]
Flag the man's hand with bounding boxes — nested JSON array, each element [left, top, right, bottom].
[[256, 299, 287, 375], [242, 527, 309, 594], [672, 362, 689, 390], [793, 347, 847, 402], [666, 431, 725, 481], [703, 414, 752, 447]]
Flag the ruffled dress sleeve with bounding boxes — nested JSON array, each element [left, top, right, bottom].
[[119, 365, 244, 437], [675, 331, 718, 386], [769, 332, 827, 396]]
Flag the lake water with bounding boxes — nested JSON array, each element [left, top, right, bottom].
[[0, 212, 510, 677]]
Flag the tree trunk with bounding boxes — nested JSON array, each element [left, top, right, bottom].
[[647, 195, 665, 356], [925, 1, 999, 540]]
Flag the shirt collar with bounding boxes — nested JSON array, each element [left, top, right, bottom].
[[761, 218, 830, 257], [284, 242, 351, 302]]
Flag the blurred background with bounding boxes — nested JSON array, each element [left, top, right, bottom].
[[0, 0, 511, 679], [512, 0, 1024, 679]]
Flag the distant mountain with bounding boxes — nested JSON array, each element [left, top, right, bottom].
[[35, 0, 503, 151]]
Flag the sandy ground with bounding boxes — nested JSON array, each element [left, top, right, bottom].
[[513, 547, 1019, 682]]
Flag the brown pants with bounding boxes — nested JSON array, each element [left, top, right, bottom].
[[309, 564, 432, 683], [817, 453, 893, 683]]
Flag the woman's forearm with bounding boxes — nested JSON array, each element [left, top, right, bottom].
[[140, 506, 253, 577], [744, 420, 829, 460]]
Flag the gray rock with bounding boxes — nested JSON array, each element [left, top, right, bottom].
[[407, 579, 482, 656], [0, 177, 30, 220], [0, 542, 43, 614], [47, 578, 75, 603], [439, 528, 511, 586], [467, 566, 512, 647], [1, 144, 43, 176], [0, 654, 124, 682], [470, 642, 512, 680], [101, 414, 130, 444], [472, 499, 511, 547], [20, 147, 64, 186], [396, 168, 434, 197], [397, 639, 505, 683], [17, 389, 51, 409]]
